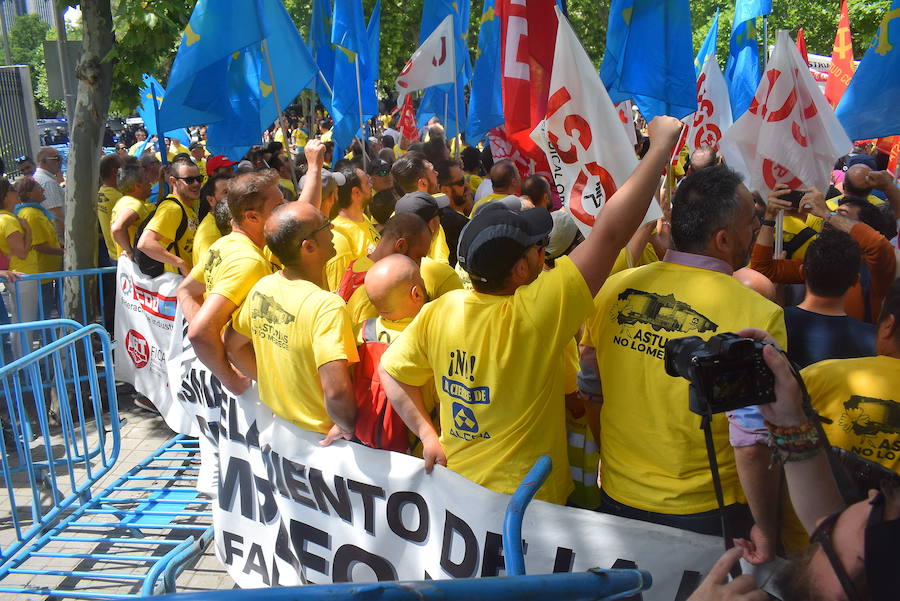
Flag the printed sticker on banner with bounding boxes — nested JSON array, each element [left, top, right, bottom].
[[126, 329, 150, 368]]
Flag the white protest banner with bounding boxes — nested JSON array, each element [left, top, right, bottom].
[[114, 257, 198, 436], [213, 389, 724, 598], [530, 9, 661, 237], [684, 55, 733, 154], [720, 30, 852, 195], [396, 15, 456, 102]]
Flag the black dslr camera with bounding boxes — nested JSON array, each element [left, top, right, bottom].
[[664, 333, 775, 415]]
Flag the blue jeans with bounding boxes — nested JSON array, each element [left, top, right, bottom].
[[599, 490, 752, 538]]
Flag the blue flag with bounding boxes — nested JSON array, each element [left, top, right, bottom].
[[367, 0, 381, 83], [331, 0, 378, 151], [836, 0, 900, 139], [158, 0, 317, 159], [466, 0, 503, 143], [136, 74, 193, 154], [695, 9, 719, 76], [725, 0, 771, 118], [416, 0, 471, 138], [600, 0, 697, 122], [310, 0, 336, 115]]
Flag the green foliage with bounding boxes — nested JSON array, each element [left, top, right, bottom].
[[105, 0, 194, 116], [7, 13, 63, 116]]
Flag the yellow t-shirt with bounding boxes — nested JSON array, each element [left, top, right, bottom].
[[609, 242, 659, 276], [110, 195, 154, 256], [802, 355, 900, 474], [471, 192, 509, 215], [324, 230, 354, 292], [467, 174, 483, 194], [17, 207, 61, 273], [0, 210, 40, 273], [331, 214, 381, 259], [233, 274, 359, 433], [144, 195, 200, 273], [582, 260, 787, 514], [197, 232, 277, 307], [192, 212, 222, 268], [292, 128, 308, 149], [381, 257, 594, 503], [428, 223, 451, 264], [98, 185, 123, 259], [279, 178, 296, 196], [826, 194, 885, 212]]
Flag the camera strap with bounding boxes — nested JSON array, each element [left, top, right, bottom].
[[700, 411, 742, 578]]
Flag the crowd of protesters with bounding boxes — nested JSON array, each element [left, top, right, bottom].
[[1, 103, 898, 601]]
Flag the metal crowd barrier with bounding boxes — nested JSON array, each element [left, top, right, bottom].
[[0, 320, 213, 599], [8, 266, 117, 327], [148, 456, 652, 601]]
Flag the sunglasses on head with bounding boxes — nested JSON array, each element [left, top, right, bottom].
[[14, 155, 30, 163], [175, 175, 203, 185], [372, 166, 391, 177]]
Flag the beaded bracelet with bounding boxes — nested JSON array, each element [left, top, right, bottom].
[[765, 419, 822, 463]]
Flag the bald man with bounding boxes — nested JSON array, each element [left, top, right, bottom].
[[471, 159, 522, 213], [733, 267, 777, 303], [225, 201, 357, 445], [688, 147, 717, 173], [365, 254, 427, 329], [830, 164, 900, 219]]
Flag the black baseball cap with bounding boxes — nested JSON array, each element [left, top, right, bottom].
[[368, 158, 392, 177], [395, 191, 439, 222], [457, 203, 552, 283]]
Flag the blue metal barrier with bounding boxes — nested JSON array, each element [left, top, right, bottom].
[[503, 454, 553, 577], [0, 321, 213, 598], [9, 266, 117, 326]]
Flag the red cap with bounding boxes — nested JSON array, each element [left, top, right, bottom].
[[206, 155, 238, 176]]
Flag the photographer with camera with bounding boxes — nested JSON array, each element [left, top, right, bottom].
[[580, 165, 784, 561], [687, 327, 900, 601]]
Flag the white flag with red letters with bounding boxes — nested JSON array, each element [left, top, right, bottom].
[[531, 9, 661, 236], [684, 55, 732, 154], [396, 15, 456, 103], [719, 30, 852, 194]]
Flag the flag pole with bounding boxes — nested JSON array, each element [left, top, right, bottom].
[[354, 54, 368, 171], [453, 73, 461, 159], [261, 38, 299, 195], [774, 210, 784, 257], [762, 15, 768, 71]]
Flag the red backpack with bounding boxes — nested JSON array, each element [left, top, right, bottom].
[[352, 319, 410, 452], [337, 259, 368, 302]]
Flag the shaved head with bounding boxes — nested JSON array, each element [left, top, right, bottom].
[[265, 201, 331, 267], [844, 164, 873, 199], [364, 254, 426, 320], [734, 267, 777, 303]]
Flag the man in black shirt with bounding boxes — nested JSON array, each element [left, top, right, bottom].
[[784, 228, 876, 368]]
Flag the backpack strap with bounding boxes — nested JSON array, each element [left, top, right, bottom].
[[361, 318, 378, 344], [783, 226, 817, 259], [336, 258, 368, 302]]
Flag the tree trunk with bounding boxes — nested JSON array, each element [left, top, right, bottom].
[[63, 0, 113, 319]]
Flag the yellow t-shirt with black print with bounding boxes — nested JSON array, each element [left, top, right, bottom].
[[196, 232, 277, 308], [233, 274, 359, 433], [144, 195, 199, 274], [331, 214, 381, 259]]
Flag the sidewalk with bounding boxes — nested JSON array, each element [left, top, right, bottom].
[[0, 386, 233, 600]]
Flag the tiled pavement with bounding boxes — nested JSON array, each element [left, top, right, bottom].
[[0, 385, 234, 600]]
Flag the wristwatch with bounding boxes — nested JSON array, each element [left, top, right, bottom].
[[760, 219, 776, 227]]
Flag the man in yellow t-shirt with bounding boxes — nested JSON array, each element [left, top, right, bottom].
[[192, 173, 232, 267], [97, 153, 123, 263], [226, 201, 357, 444], [110, 162, 154, 259], [338, 213, 460, 333], [180, 143, 327, 394], [470, 160, 522, 214], [802, 280, 900, 475], [391, 154, 451, 263], [379, 116, 684, 504], [580, 164, 785, 548], [137, 157, 202, 276], [330, 166, 380, 273]]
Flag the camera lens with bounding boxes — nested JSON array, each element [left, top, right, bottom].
[[664, 336, 706, 380]]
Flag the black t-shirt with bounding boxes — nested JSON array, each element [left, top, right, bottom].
[[784, 306, 876, 369]]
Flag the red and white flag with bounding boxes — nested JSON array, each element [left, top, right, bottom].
[[683, 55, 733, 154], [615, 100, 638, 147], [395, 15, 455, 103], [824, 0, 854, 107], [719, 30, 852, 195], [530, 9, 660, 236], [498, 0, 557, 160], [398, 95, 420, 142]]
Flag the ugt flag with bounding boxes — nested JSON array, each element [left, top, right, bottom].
[[720, 30, 852, 195], [683, 55, 733, 154], [824, 0, 854, 107], [836, 1, 900, 140], [396, 15, 456, 103], [531, 8, 661, 237], [600, 0, 697, 122]]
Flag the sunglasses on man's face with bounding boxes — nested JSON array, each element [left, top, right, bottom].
[[372, 167, 391, 177], [175, 175, 204, 185]]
